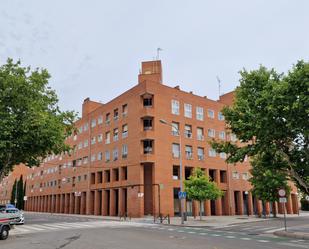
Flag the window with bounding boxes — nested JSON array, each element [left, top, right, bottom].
[[84, 139, 88, 148], [143, 96, 153, 107], [105, 113, 110, 125], [143, 118, 153, 130], [84, 174, 87, 181], [232, 171, 239, 179], [97, 152, 103, 161], [197, 147, 204, 160], [230, 133, 237, 142], [242, 172, 249, 180], [197, 127, 204, 141], [121, 166, 128, 180], [185, 145, 193, 159], [171, 122, 179, 136], [114, 109, 119, 121], [209, 169, 216, 182], [207, 109, 215, 118], [91, 154, 96, 162], [83, 156, 88, 164], [113, 168, 119, 181], [143, 140, 153, 154], [113, 128, 119, 141], [218, 112, 225, 121], [91, 119, 96, 128], [78, 127, 83, 133], [105, 151, 110, 162], [220, 152, 227, 159], [173, 165, 180, 180], [172, 143, 180, 158], [220, 170, 227, 183], [208, 148, 216, 157], [83, 123, 89, 131], [78, 142, 83, 150], [184, 103, 192, 118], [113, 148, 118, 161], [91, 136, 96, 145], [196, 106, 204, 121], [122, 144, 128, 158], [104, 170, 110, 183], [73, 135, 77, 141], [97, 134, 103, 142], [122, 124, 128, 138], [171, 100, 180, 115], [184, 125, 192, 138], [97, 172, 103, 184], [219, 131, 226, 140], [208, 129, 215, 138], [105, 132, 110, 144], [98, 115, 103, 124], [122, 104, 128, 117]]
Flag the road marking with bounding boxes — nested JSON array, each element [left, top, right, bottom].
[[199, 233, 207, 235], [240, 237, 251, 240], [226, 235, 236, 239], [265, 227, 285, 233], [211, 234, 221, 237], [257, 240, 269, 243], [278, 242, 309, 248], [188, 231, 196, 234], [168, 228, 175, 231]]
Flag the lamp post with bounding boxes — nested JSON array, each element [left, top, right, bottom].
[[244, 191, 249, 216], [160, 119, 185, 225]]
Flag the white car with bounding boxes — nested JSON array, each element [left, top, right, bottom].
[[3, 208, 24, 225]]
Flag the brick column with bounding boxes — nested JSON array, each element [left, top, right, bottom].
[[81, 192, 86, 215], [69, 193, 75, 214], [110, 190, 116, 216], [291, 194, 299, 214], [265, 202, 270, 215], [215, 197, 222, 216], [205, 200, 211, 216], [238, 192, 244, 215], [102, 190, 108, 216], [257, 200, 263, 216], [286, 195, 293, 214], [94, 190, 100, 215]]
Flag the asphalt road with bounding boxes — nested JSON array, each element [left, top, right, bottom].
[[1, 213, 308, 249]]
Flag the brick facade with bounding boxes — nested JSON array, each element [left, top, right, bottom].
[[0, 60, 299, 216]]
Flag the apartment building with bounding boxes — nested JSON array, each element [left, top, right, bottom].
[[1, 60, 299, 217], [0, 165, 29, 205]]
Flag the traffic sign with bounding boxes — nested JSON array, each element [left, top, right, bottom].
[[279, 197, 287, 203], [178, 191, 187, 199], [23, 196, 27, 201], [278, 189, 286, 197], [137, 192, 144, 198], [306, 196, 309, 201]]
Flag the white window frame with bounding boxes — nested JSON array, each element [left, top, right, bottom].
[[196, 106, 204, 121], [184, 103, 192, 118], [171, 100, 180, 115]]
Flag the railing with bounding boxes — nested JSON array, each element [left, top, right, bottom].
[[153, 214, 170, 224]]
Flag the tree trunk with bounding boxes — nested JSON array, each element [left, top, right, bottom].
[[200, 201, 203, 221]]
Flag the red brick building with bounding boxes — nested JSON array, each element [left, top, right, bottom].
[[0, 165, 29, 205], [0, 60, 299, 217]]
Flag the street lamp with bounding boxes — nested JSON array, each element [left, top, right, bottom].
[[159, 119, 185, 225], [244, 191, 249, 216]]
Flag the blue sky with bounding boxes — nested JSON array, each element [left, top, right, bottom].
[[1, 0, 308, 114]]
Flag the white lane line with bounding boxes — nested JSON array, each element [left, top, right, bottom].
[[21, 225, 45, 231], [199, 233, 207, 235], [188, 231, 196, 234], [177, 230, 185, 233], [168, 228, 175, 231], [265, 227, 285, 233], [257, 240, 269, 243], [240, 238, 251, 240], [211, 234, 221, 237], [278, 242, 309, 248], [226, 235, 236, 239], [254, 226, 277, 232]]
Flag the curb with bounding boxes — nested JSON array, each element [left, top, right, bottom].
[[274, 231, 309, 240]]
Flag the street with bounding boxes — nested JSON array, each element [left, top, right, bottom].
[[1, 213, 308, 249]]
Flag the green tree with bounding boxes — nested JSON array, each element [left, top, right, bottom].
[[10, 179, 17, 205], [16, 175, 24, 210], [249, 152, 290, 217], [184, 168, 223, 220], [212, 61, 309, 195], [0, 59, 76, 178]]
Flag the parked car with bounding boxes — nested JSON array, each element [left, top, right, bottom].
[[0, 215, 12, 240], [3, 208, 24, 225]]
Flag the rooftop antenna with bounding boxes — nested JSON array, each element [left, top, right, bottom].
[[156, 47, 163, 60], [216, 76, 221, 97]]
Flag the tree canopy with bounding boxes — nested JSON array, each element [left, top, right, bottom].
[[0, 59, 76, 177], [212, 61, 309, 195]]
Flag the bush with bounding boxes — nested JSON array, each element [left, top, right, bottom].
[[301, 198, 309, 211]]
